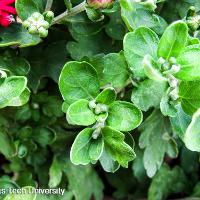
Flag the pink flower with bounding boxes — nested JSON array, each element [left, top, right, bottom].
[[0, 0, 16, 27], [87, 0, 114, 9]]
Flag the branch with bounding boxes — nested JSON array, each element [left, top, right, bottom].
[[53, 1, 86, 24], [45, 0, 53, 11]]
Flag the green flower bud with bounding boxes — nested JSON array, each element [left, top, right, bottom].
[[22, 20, 31, 28], [28, 25, 38, 34], [46, 11, 54, 19], [43, 11, 54, 24], [89, 100, 96, 109], [41, 21, 50, 29], [38, 27, 48, 38], [32, 12, 43, 21]]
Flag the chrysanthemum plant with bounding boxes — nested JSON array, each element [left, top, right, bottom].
[[1, 0, 200, 200]]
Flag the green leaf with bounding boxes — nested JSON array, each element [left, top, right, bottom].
[[124, 27, 159, 78], [107, 101, 143, 132], [99, 149, 120, 173], [160, 90, 177, 117], [70, 128, 104, 165], [49, 156, 63, 188], [0, 56, 30, 76], [131, 79, 167, 111], [96, 87, 116, 105], [157, 21, 188, 60], [16, 0, 45, 20], [0, 76, 27, 109], [175, 46, 200, 81], [67, 30, 120, 60], [120, 1, 167, 34], [183, 109, 200, 152], [7, 88, 30, 107], [148, 164, 187, 200], [64, 160, 104, 200], [59, 61, 100, 105], [170, 105, 191, 139], [32, 127, 56, 147], [102, 126, 136, 168], [139, 110, 178, 177], [0, 128, 16, 158], [67, 99, 96, 126], [26, 41, 68, 92], [42, 96, 63, 118], [4, 186, 37, 200], [100, 52, 129, 88], [0, 24, 41, 48], [179, 81, 200, 115], [105, 11, 126, 40]]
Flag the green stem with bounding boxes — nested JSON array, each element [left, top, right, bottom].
[[53, 1, 86, 24], [45, 0, 53, 11]]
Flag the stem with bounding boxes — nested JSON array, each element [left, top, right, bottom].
[[53, 1, 86, 24], [45, 0, 53, 11]]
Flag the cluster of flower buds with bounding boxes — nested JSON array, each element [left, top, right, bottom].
[[22, 11, 54, 38], [87, 0, 114, 9], [135, 0, 157, 11], [186, 6, 200, 31], [89, 100, 108, 115], [158, 57, 180, 101], [89, 99, 109, 139]]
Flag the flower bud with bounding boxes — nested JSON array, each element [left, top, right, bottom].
[[28, 25, 37, 34], [22, 20, 31, 29], [169, 88, 179, 101], [32, 12, 44, 21], [38, 27, 48, 38], [40, 21, 50, 29], [89, 100, 96, 109], [87, 0, 114, 9], [46, 11, 54, 19]]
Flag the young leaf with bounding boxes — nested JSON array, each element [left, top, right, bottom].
[[0, 76, 27, 109], [179, 81, 200, 115], [124, 27, 159, 78], [131, 79, 167, 111], [139, 110, 178, 177], [67, 99, 96, 126], [102, 126, 136, 168], [70, 128, 104, 165], [184, 109, 200, 152], [96, 87, 116, 105], [59, 61, 100, 105], [107, 101, 143, 132], [157, 21, 188, 60], [175, 46, 200, 81]]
